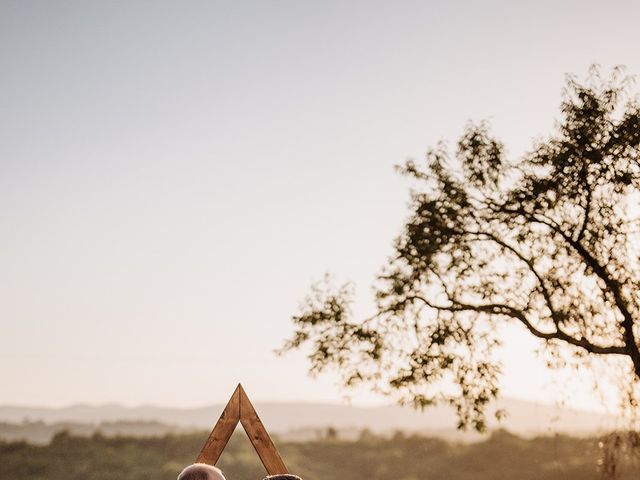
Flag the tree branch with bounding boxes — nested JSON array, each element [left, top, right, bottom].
[[493, 205, 640, 374], [464, 230, 561, 324], [406, 295, 627, 356], [575, 186, 592, 242]]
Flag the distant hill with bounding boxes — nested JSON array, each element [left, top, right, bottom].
[[0, 398, 620, 441], [0, 420, 197, 444]]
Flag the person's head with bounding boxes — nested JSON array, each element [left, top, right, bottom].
[[177, 463, 226, 480]]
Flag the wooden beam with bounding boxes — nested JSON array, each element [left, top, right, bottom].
[[238, 384, 289, 475], [196, 384, 241, 465], [195, 384, 289, 475]]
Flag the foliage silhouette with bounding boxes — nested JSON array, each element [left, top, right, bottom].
[[281, 66, 640, 431]]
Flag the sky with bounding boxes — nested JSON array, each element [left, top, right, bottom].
[[1, 0, 640, 415]]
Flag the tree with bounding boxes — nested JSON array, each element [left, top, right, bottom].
[[281, 67, 640, 431]]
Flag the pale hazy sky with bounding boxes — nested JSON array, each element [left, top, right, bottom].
[[2, 0, 640, 413]]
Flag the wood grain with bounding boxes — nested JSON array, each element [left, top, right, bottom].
[[196, 384, 241, 465], [238, 384, 289, 475]]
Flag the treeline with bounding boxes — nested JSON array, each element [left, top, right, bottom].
[[0, 420, 196, 445], [0, 429, 637, 480]]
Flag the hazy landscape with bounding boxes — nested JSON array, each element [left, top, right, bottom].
[[0, 398, 620, 444], [3, 398, 634, 480], [4, 1, 640, 479]]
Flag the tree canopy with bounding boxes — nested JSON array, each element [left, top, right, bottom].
[[281, 67, 640, 431]]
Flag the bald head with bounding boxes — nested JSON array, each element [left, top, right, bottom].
[[177, 464, 226, 480]]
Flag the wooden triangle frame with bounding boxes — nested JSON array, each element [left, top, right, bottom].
[[196, 384, 289, 475]]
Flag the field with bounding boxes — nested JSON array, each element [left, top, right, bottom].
[[1, 429, 638, 480]]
